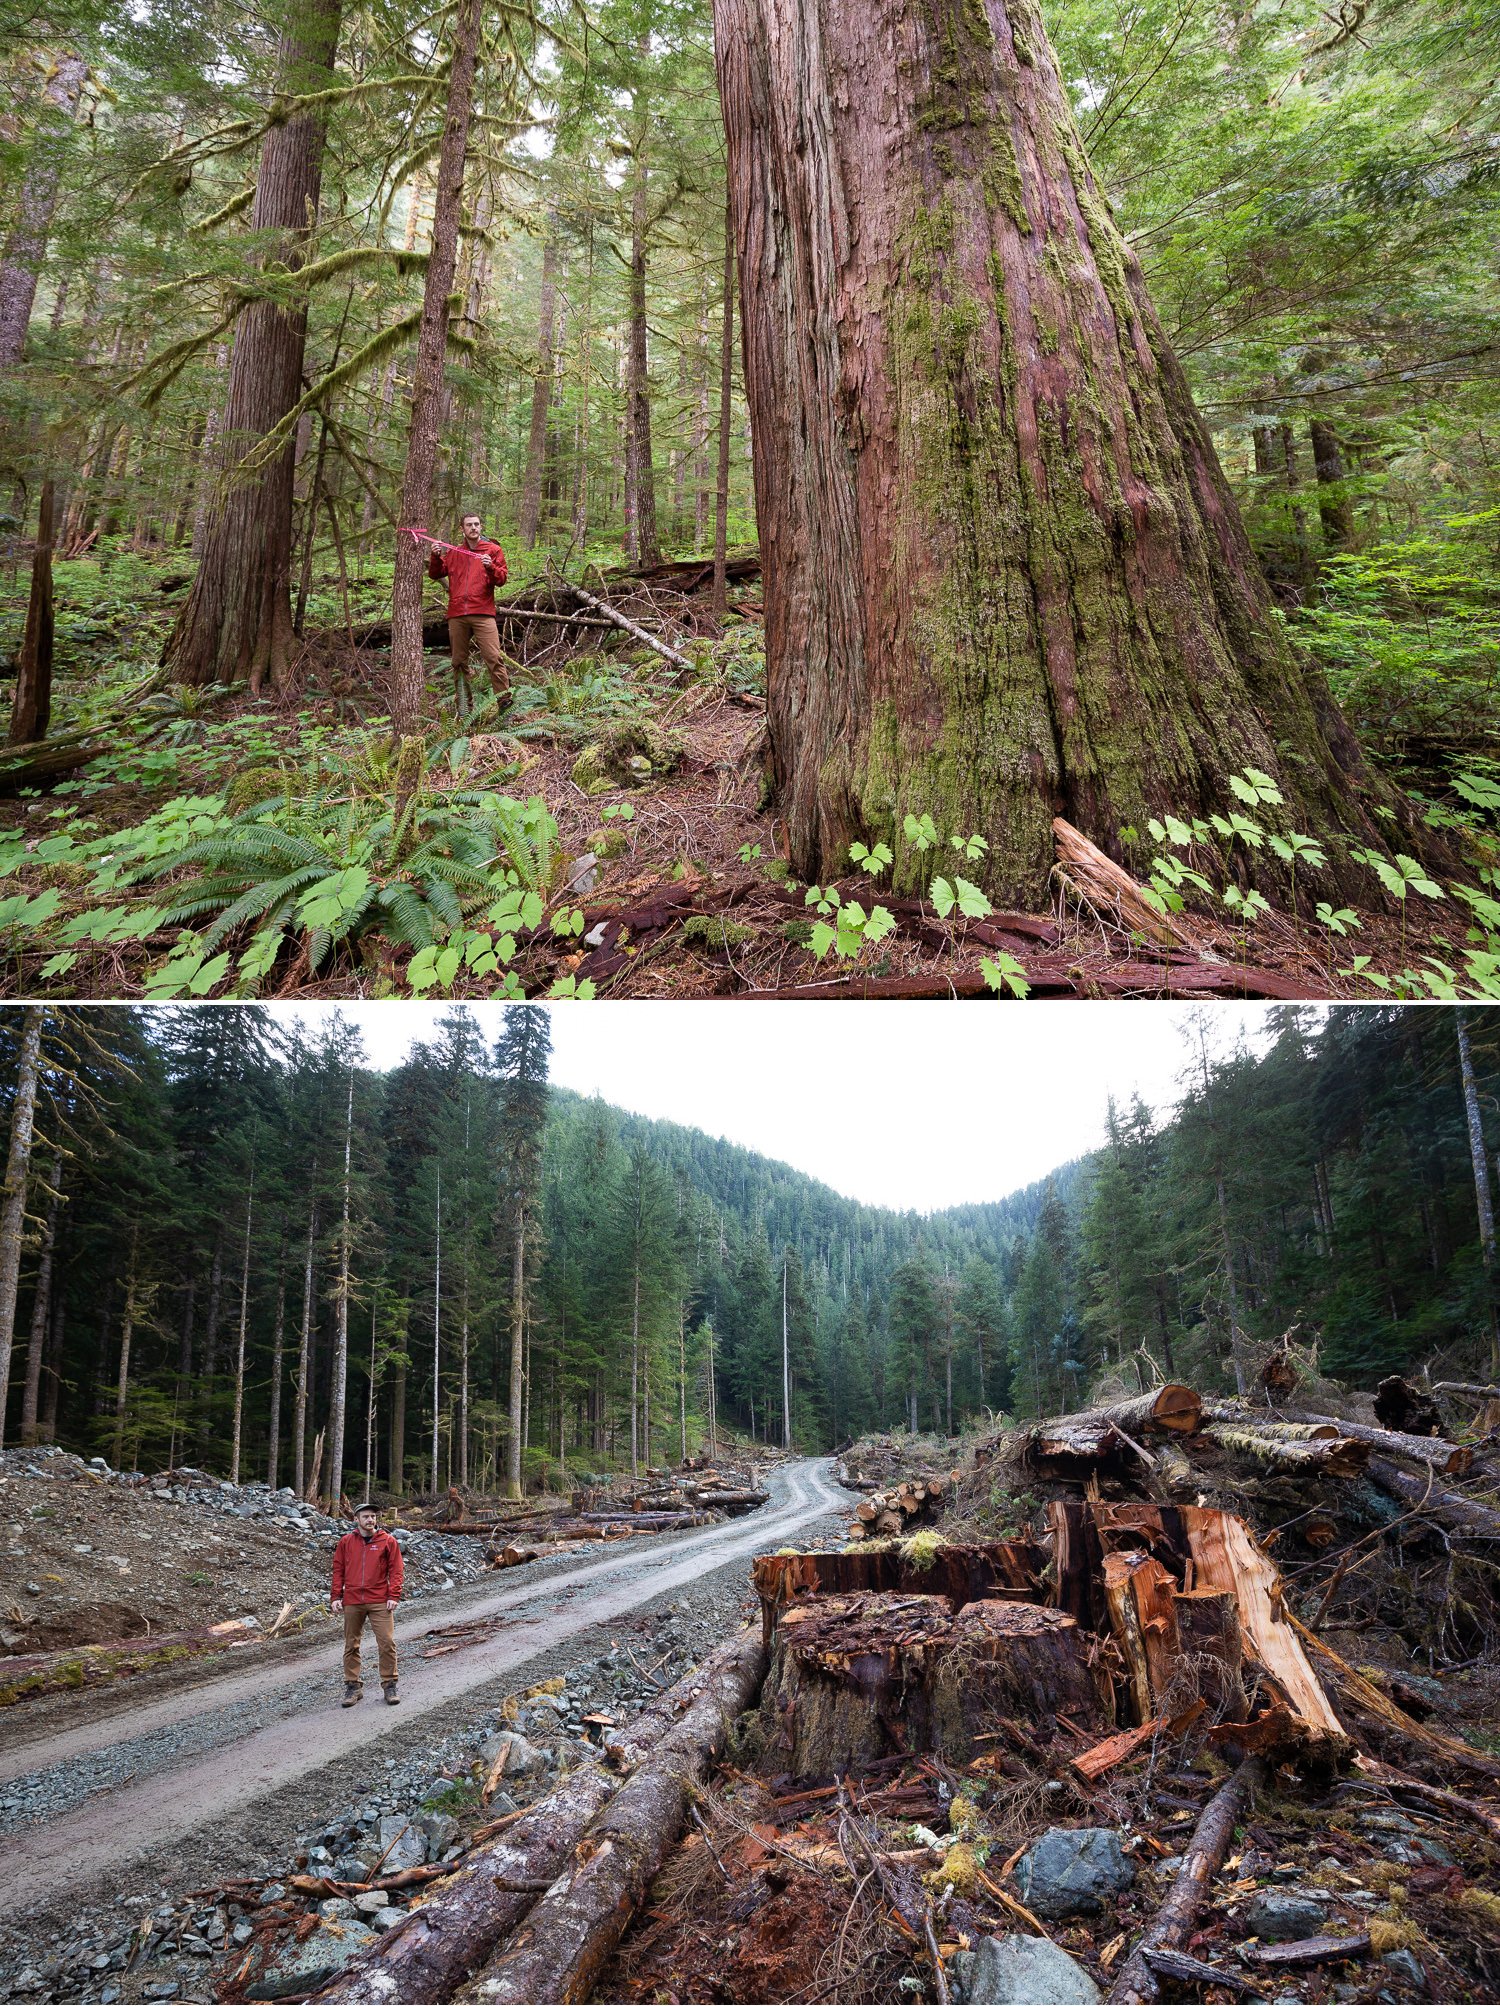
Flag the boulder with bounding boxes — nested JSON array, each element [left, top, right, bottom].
[[478, 1730, 546, 1778], [245, 1919, 376, 2002], [419, 1812, 459, 1859], [1239, 1889, 1330, 1942], [374, 1815, 426, 1873], [1014, 1828, 1135, 1919], [954, 1933, 1102, 2005]]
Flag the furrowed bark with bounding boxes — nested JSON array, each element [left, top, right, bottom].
[[469, 1627, 767, 2004], [713, 0, 1395, 901], [518, 222, 560, 548], [0, 52, 87, 367], [1108, 1755, 1267, 2003], [165, 0, 343, 692]]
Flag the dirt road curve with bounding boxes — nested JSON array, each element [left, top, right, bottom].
[[5, 1457, 844, 1917]]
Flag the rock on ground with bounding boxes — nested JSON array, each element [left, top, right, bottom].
[[1014, 1827, 1135, 1919], [955, 1932, 1103, 2005]]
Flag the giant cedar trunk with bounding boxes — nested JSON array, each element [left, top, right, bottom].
[[165, 0, 343, 692], [713, 0, 1390, 902], [0, 52, 87, 368]]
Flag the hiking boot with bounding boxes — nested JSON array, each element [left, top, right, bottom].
[[341, 1683, 362, 1707], [383, 1683, 401, 1706]]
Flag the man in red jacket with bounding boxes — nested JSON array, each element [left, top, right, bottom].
[[331, 1504, 404, 1706], [424, 512, 510, 715]]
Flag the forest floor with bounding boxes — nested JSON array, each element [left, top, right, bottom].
[[0, 1457, 844, 2000], [2, 545, 1489, 1001]]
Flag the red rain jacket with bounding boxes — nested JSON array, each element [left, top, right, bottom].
[[428, 537, 508, 618], [331, 1527, 404, 1606]]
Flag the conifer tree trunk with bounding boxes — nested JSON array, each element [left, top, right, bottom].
[[390, 1360, 406, 1495], [0, 1008, 44, 1451], [0, 52, 87, 367], [365, 1297, 377, 1493], [712, 199, 734, 616], [266, 1250, 287, 1488], [9, 479, 56, 746], [518, 224, 560, 547], [20, 1152, 62, 1444], [713, 0, 1390, 901], [389, 0, 484, 734], [1309, 417, 1354, 550], [623, 126, 661, 567], [1457, 1011, 1500, 1377], [327, 1068, 353, 1507], [501, 1214, 522, 1496], [165, 0, 344, 693], [432, 1163, 442, 1489], [229, 1167, 255, 1483], [294, 1198, 317, 1496], [112, 1224, 141, 1469]]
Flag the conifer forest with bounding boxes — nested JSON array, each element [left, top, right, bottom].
[[0, 0, 1497, 998], [4, 1001, 1500, 1490]]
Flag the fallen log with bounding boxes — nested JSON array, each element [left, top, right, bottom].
[[1365, 1454, 1500, 1540], [1203, 1424, 1368, 1477], [1107, 1755, 1268, 2003], [1352, 1754, 1500, 1843], [554, 576, 694, 672], [311, 1637, 761, 2003], [1289, 1411, 1471, 1476], [0, 1616, 262, 1705], [1140, 1948, 1266, 1999], [1242, 1933, 1372, 1970], [1433, 1380, 1500, 1402], [464, 1626, 766, 2004]]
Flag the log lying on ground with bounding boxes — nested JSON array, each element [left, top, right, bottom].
[[1289, 1411, 1472, 1476], [753, 1591, 1110, 1779], [1433, 1380, 1500, 1403], [1108, 1755, 1268, 2003], [466, 1626, 767, 2004], [1070, 1703, 1206, 1785], [312, 1636, 763, 2003], [1365, 1454, 1500, 1540], [1073, 1387, 1204, 1436], [1203, 1424, 1369, 1477], [1025, 1386, 1201, 1477], [0, 1616, 262, 1705], [847, 1472, 949, 1536]]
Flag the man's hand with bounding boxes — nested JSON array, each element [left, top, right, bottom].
[[331, 1598, 343, 1612], [385, 1599, 396, 1610]]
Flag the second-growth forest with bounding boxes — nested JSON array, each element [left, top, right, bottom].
[[2, 1003, 1500, 1501], [0, 0, 1497, 1000]]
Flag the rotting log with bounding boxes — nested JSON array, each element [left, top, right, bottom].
[[1365, 1454, 1500, 1540], [464, 1627, 766, 2004], [1243, 1933, 1373, 1970], [1373, 1375, 1442, 1439], [0, 1617, 262, 1706], [752, 1591, 1111, 1779], [1203, 1425, 1368, 1478], [1108, 1755, 1268, 2003], [1288, 1411, 1472, 1476], [311, 1634, 764, 2003], [1352, 1754, 1500, 1843]]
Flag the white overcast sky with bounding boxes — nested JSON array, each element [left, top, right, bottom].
[[269, 1002, 1303, 1214]]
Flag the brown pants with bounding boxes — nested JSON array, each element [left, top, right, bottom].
[[448, 617, 509, 700], [342, 1603, 398, 1687]]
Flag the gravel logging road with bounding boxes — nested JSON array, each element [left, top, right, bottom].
[[4, 1456, 845, 1926]]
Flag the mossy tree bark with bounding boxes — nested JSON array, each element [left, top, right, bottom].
[[713, 0, 1390, 903]]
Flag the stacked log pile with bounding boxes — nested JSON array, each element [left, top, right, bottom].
[[846, 1471, 950, 1539]]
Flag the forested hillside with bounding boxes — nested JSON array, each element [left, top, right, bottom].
[[1, 1003, 1497, 1496], [1, 0, 1497, 998]]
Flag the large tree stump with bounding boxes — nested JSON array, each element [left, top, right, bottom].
[[751, 1591, 1111, 1779]]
